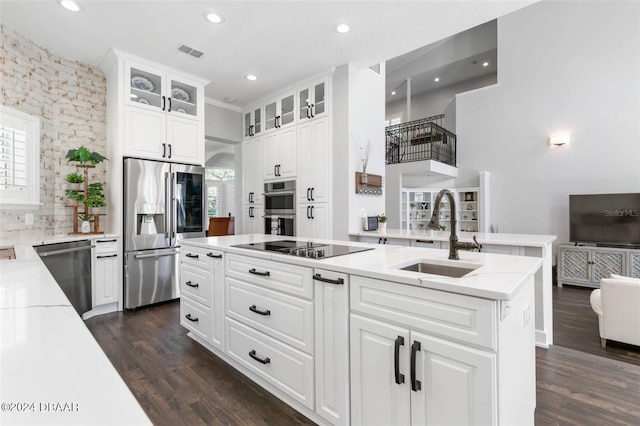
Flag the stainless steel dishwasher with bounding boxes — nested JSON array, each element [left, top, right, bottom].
[[34, 239, 93, 315]]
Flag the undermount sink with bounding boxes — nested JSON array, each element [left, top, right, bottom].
[[393, 259, 480, 278]]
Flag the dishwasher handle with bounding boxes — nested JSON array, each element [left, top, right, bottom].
[[39, 245, 95, 257]]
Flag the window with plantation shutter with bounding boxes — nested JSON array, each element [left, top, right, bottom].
[[0, 106, 40, 207]]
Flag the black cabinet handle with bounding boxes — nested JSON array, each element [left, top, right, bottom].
[[395, 336, 405, 385], [306, 205, 311, 219], [97, 239, 117, 243], [207, 253, 222, 259], [249, 268, 270, 277], [306, 104, 311, 119], [161, 95, 166, 111], [185, 253, 199, 259], [311, 205, 315, 219], [249, 124, 254, 136], [307, 188, 311, 201], [168, 144, 172, 159], [415, 240, 435, 244], [311, 103, 315, 118], [185, 280, 199, 288], [249, 350, 271, 365], [411, 340, 422, 392], [162, 143, 167, 158], [97, 254, 117, 259], [167, 97, 172, 112], [249, 206, 254, 218], [249, 304, 271, 316], [249, 192, 254, 203], [313, 273, 344, 285], [185, 313, 198, 322], [310, 187, 314, 201]]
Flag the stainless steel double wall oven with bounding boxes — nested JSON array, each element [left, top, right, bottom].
[[264, 180, 296, 236]]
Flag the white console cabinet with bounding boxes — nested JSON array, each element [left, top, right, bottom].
[[558, 244, 637, 287]]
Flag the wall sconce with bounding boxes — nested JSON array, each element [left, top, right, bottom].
[[549, 133, 570, 146]]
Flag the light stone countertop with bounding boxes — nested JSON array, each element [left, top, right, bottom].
[[0, 245, 148, 425], [182, 234, 543, 301], [350, 228, 557, 247]]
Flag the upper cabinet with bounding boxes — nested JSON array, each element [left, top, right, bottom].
[[243, 106, 263, 139], [298, 78, 328, 121], [265, 91, 295, 133], [100, 49, 208, 166]]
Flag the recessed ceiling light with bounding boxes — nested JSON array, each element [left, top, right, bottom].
[[391, 91, 396, 96], [59, 0, 82, 12], [246, 74, 257, 81], [434, 77, 440, 82], [335, 24, 350, 34], [483, 61, 489, 67], [204, 11, 225, 24]]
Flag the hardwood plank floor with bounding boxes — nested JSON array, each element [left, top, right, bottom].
[[85, 298, 640, 425]]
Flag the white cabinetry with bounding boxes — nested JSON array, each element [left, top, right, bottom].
[[297, 203, 330, 240], [264, 91, 296, 132], [242, 205, 264, 235], [123, 58, 206, 164], [558, 244, 629, 288], [297, 117, 330, 204], [179, 246, 225, 350], [93, 237, 119, 308], [243, 105, 263, 139], [241, 137, 264, 205], [349, 274, 535, 426], [264, 126, 297, 180], [298, 78, 328, 121]]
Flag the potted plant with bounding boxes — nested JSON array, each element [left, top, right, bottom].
[[377, 213, 388, 233], [79, 214, 91, 233], [65, 146, 108, 165], [86, 193, 106, 213], [65, 172, 84, 190], [65, 189, 85, 206]]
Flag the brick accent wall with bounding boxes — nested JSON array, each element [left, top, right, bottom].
[[0, 24, 107, 240]]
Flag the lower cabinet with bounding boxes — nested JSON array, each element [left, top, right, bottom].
[[558, 244, 628, 288], [93, 237, 120, 309], [350, 314, 495, 426], [297, 203, 330, 240]]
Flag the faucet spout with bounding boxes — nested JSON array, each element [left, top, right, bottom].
[[427, 189, 481, 260]]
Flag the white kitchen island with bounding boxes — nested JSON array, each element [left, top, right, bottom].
[[179, 234, 542, 426], [351, 229, 557, 348], [0, 254, 150, 425]]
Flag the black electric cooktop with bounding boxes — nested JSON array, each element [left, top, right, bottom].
[[231, 240, 373, 259]]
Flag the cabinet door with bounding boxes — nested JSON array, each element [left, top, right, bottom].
[[209, 249, 225, 351], [166, 114, 202, 164], [592, 250, 625, 282], [630, 252, 640, 278], [297, 203, 329, 240], [314, 269, 349, 426], [279, 93, 295, 128], [242, 205, 264, 235], [297, 204, 313, 239], [559, 248, 590, 283], [242, 140, 254, 203], [94, 254, 118, 306], [410, 331, 496, 426], [278, 126, 297, 178], [168, 77, 199, 119], [298, 79, 328, 121], [350, 314, 411, 426], [265, 100, 277, 132], [297, 122, 314, 204], [263, 132, 279, 180], [127, 64, 164, 111], [124, 105, 166, 160], [309, 118, 329, 203]]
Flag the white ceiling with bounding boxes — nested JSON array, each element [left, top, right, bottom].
[[0, 0, 536, 108]]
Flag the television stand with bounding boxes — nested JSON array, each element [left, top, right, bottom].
[[558, 244, 640, 288]]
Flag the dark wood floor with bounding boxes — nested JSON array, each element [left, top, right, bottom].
[[85, 294, 640, 425]]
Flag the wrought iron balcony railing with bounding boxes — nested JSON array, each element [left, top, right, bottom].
[[385, 114, 457, 167]]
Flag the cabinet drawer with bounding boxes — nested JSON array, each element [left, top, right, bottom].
[[226, 254, 313, 299], [351, 275, 497, 350], [180, 297, 211, 341], [181, 263, 211, 305], [225, 318, 314, 409], [181, 245, 221, 268], [226, 277, 314, 354], [94, 238, 118, 254]]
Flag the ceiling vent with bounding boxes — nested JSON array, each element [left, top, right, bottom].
[[178, 44, 204, 58]]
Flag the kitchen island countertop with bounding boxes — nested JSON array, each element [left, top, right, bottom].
[[182, 234, 543, 301]]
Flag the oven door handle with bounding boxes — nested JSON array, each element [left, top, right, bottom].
[[264, 190, 296, 196]]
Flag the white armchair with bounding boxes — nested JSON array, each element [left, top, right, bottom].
[[590, 274, 640, 348]]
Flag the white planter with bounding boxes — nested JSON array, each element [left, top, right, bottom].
[[80, 221, 91, 233], [378, 222, 387, 233]]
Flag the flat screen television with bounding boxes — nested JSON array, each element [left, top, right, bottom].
[[569, 193, 640, 247]]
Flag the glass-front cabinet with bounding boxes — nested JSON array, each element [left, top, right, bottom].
[[126, 62, 200, 120], [265, 92, 295, 132], [298, 78, 327, 121], [244, 106, 262, 139]]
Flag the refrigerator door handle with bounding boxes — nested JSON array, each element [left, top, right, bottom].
[[170, 172, 177, 245], [134, 251, 179, 259], [165, 172, 171, 242]]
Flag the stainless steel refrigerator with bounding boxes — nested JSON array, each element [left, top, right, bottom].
[[123, 158, 205, 309]]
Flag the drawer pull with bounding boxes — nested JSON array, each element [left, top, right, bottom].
[[415, 240, 435, 244], [313, 273, 344, 285], [185, 281, 199, 288], [97, 239, 117, 243], [185, 253, 199, 259], [249, 268, 270, 277], [411, 340, 422, 392], [207, 253, 223, 259], [249, 305, 271, 316], [394, 336, 405, 385], [97, 254, 117, 259], [249, 350, 271, 365], [185, 313, 199, 323]]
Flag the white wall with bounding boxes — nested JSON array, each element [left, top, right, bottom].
[[386, 74, 497, 125], [456, 0, 640, 244], [205, 103, 241, 143]]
